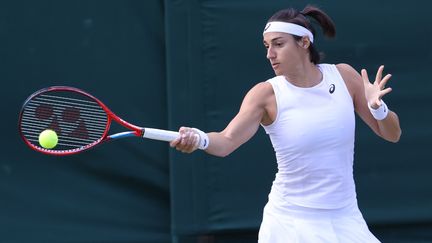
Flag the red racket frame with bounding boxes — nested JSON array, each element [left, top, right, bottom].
[[19, 86, 145, 156]]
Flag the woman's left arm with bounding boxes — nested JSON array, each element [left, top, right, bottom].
[[337, 64, 401, 143]]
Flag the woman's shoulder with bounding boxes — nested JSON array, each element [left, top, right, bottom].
[[241, 80, 275, 108], [334, 63, 363, 98], [335, 63, 358, 77], [318, 63, 359, 82], [248, 80, 274, 97]]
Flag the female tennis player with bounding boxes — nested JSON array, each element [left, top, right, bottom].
[[170, 5, 401, 242]]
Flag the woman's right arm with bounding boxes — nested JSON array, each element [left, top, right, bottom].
[[170, 82, 274, 157]]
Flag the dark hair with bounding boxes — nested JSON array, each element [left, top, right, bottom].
[[267, 5, 336, 64]]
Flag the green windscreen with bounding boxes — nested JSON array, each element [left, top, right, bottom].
[[1, 0, 431, 242]]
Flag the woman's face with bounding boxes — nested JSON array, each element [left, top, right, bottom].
[[263, 32, 304, 76]]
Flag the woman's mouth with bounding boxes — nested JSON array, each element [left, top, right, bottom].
[[272, 63, 280, 69]]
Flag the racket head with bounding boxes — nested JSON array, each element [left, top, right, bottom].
[[18, 86, 111, 155]]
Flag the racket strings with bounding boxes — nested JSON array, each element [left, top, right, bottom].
[[20, 91, 108, 150]]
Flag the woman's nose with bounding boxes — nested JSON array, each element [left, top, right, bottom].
[[266, 47, 275, 60]]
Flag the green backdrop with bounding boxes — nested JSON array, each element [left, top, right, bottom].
[[1, 0, 431, 242]]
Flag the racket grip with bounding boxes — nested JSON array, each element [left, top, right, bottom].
[[143, 128, 180, 142]]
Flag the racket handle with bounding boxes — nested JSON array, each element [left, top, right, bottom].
[[143, 128, 179, 142]]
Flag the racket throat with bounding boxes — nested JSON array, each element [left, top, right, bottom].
[[109, 131, 141, 140]]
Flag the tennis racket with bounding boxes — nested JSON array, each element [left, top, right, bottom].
[[18, 86, 180, 155]]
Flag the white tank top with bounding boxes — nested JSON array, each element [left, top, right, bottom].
[[262, 64, 356, 209]]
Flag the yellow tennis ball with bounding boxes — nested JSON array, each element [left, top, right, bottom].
[[38, 129, 58, 149]]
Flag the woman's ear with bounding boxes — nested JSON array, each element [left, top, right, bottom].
[[298, 36, 310, 49]]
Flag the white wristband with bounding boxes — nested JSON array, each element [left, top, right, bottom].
[[368, 100, 389, 120], [192, 128, 209, 150]]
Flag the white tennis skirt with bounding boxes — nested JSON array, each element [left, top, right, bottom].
[[258, 189, 381, 243]]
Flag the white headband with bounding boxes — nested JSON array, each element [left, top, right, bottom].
[[263, 21, 314, 43]]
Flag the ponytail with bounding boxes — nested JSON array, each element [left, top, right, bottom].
[[301, 5, 336, 38], [267, 5, 336, 64]]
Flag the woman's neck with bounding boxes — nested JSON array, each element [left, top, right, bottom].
[[283, 62, 322, 88]]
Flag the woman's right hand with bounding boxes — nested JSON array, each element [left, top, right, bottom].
[[170, 127, 200, 153]]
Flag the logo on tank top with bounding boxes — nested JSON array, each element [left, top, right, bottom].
[[329, 84, 335, 94]]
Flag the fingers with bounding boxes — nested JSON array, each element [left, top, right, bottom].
[[361, 69, 370, 85], [379, 87, 393, 97], [180, 131, 196, 148], [169, 137, 181, 147], [375, 65, 384, 84], [362, 65, 392, 89], [376, 65, 392, 91], [363, 65, 394, 108], [371, 87, 393, 108], [379, 73, 392, 90], [172, 127, 199, 153]]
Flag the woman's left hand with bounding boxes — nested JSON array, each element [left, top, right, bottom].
[[361, 65, 393, 109]]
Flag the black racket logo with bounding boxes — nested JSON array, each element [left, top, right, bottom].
[[34, 103, 88, 139]]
